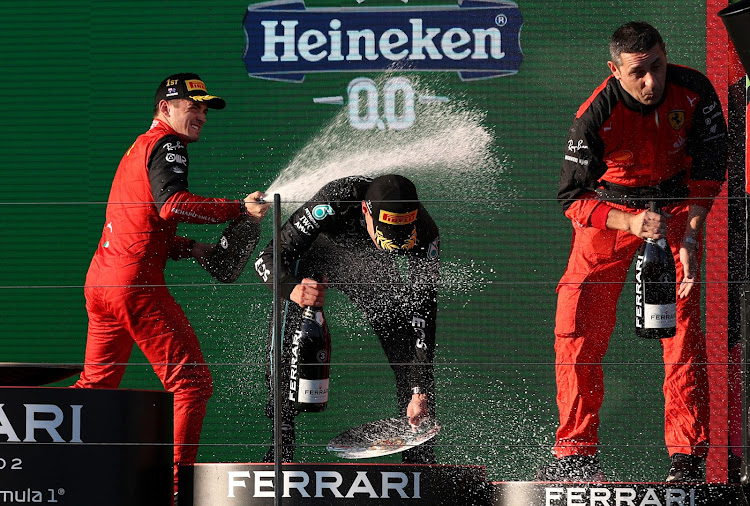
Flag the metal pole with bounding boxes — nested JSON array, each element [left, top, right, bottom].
[[272, 194, 282, 506]]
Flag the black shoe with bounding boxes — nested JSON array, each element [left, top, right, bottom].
[[665, 453, 705, 482], [535, 455, 606, 482], [262, 421, 296, 463]]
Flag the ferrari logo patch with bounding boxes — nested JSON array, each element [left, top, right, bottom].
[[668, 110, 685, 131]]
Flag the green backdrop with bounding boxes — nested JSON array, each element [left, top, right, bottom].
[[0, 0, 711, 481]]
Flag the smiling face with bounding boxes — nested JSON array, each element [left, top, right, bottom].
[[158, 98, 208, 143], [607, 43, 667, 106]]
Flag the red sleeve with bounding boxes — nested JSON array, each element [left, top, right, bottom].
[[588, 201, 613, 229], [159, 190, 243, 224], [563, 191, 614, 229]]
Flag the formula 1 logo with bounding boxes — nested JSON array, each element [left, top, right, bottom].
[[242, 0, 523, 82]]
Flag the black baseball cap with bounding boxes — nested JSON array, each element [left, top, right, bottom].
[[154, 73, 226, 110], [365, 175, 419, 251]]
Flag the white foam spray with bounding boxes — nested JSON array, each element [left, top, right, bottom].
[[262, 73, 510, 302], [233, 74, 515, 468], [264, 73, 508, 213]]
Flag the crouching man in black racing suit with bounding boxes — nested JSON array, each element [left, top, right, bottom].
[[254, 174, 440, 464]]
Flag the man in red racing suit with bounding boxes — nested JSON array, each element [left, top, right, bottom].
[[73, 73, 268, 492], [535, 22, 727, 482]]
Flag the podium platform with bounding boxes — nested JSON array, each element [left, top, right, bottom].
[[0, 386, 173, 506], [179, 462, 488, 505], [491, 481, 746, 506], [179, 463, 747, 505]]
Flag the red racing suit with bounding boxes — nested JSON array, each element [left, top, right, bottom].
[[73, 119, 246, 484], [554, 64, 727, 458]]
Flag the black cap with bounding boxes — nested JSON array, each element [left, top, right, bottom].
[[154, 73, 226, 110], [365, 175, 419, 251]]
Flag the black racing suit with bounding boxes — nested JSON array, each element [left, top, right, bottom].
[[254, 176, 440, 462]]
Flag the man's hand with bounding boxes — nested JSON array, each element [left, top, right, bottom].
[[290, 277, 327, 308], [243, 191, 270, 220], [407, 393, 429, 429], [628, 209, 667, 239], [606, 208, 668, 239], [678, 239, 699, 298], [190, 241, 215, 270], [677, 204, 708, 299]]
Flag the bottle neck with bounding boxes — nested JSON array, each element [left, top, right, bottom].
[[645, 237, 668, 249]]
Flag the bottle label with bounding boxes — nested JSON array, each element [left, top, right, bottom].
[[298, 378, 329, 403], [288, 329, 303, 402], [643, 303, 676, 328]]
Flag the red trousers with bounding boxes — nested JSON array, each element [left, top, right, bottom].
[[553, 205, 709, 458], [73, 266, 213, 488]]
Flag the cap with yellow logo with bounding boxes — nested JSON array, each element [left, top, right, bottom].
[[365, 175, 420, 252], [154, 73, 226, 110]]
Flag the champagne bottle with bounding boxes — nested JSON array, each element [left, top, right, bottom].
[[204, 214, 260, 283], [289, 306, 331, 412], [634, 201, 677, 339]]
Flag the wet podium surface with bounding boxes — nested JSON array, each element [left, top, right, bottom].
[[0, 386, 173, 506]]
